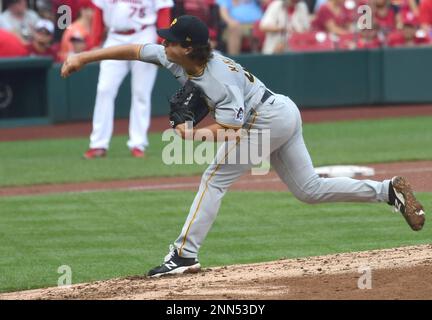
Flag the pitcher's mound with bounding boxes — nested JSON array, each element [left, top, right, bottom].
[[2, 244, 432, 300]]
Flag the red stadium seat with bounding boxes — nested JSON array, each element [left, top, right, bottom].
[[288, 31, 334, 52], [337, 33, 357, 50], [241, 21, 266, 53]]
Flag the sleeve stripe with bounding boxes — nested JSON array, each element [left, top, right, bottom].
[[215, 121, 243, 129]]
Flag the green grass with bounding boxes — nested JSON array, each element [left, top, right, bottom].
[[0, 190, 430, 293], [304, 116, 431, 165], [0, 133, 209, 187], [0, 116, 431, 187]]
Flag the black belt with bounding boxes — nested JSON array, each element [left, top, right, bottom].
[[261, 89, 273, 104]]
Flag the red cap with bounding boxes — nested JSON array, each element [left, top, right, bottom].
[[402, 11, 420, 26]]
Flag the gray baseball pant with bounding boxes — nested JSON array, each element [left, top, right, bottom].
[[174, 94, 390, 258]]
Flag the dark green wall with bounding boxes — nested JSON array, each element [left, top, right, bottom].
[[47, 63, 178, 123], [0, 58, 51, 122], [239, 50, 375, 106], [382, 47, 432, 103], [1, 47, 431, 127]]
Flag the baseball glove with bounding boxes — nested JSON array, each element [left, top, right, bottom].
[[169, 80, 209, 128]]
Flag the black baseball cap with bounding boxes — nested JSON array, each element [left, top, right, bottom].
[[157, 15, 209, 46]]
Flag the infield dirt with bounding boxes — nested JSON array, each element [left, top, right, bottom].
[[1, 244, 431, 300]]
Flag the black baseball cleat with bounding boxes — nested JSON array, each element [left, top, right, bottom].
[[147, 245, 201, 278], [388, 176, 425, 231]]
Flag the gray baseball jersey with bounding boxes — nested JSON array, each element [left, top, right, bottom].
[[139, 44, 391, 258], [139, 44, 268, 129]]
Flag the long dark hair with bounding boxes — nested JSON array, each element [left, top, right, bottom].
[[182, 42, 213, 65]]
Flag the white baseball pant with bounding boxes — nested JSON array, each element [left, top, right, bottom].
[[90, 26, 158, 151]]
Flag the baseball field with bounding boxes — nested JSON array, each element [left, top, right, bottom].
[[0, 106, 431, 300]]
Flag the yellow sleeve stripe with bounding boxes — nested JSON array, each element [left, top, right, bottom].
[[215, 121, 243, 129]]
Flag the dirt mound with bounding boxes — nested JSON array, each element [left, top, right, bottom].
[[1, 244, 432, 300]]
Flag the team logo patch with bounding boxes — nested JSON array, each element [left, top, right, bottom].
[[184, 93, 193, 106], [235, 107, 244, 121]]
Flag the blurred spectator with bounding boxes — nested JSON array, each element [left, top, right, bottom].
[[407, 0, 419, 15], [302, 0, 317, 13], [288, 30, 335, 51], [36, 0, 56, 21], [387, 10, 432, 46], [419, 0, 432, 33], [356, 22, 383, 48], [391, 0, 419, 29], [70, 33, 87, 52], [261, 0, 274, 10], [217, 0, 264, 55], [35, 0, 62, 43], [0, 28, 28, 57], [312, 0, 354, 35], [314, 0, 327, 12], [26, 19, 60, 60], [397, 0, 419, 16], [58, 0, 95, 61], [373, 0, 397, 35], [259, 0, 310, 54], [0, 0, 40, 42], [172, 0, 221, 49]]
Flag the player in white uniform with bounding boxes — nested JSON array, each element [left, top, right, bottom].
[[61, 16, 425, 277], [84, 0, 173, 159]]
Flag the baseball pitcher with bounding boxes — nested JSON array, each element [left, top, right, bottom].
[[61, 15, 426, 277]]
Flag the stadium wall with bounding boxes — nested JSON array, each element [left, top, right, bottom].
[[0, 47, 431, 127]]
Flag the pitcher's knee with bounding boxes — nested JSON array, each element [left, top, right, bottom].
[[208, 178, 230, 194], [293, 190, 321, 204], [291, 181, 323, 204], [290, 176, 326, 204]]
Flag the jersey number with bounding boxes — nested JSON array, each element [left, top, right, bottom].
[[222, 59, 255, 83], [129, 7, 146, 18], [243, 68, 255, 83]]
